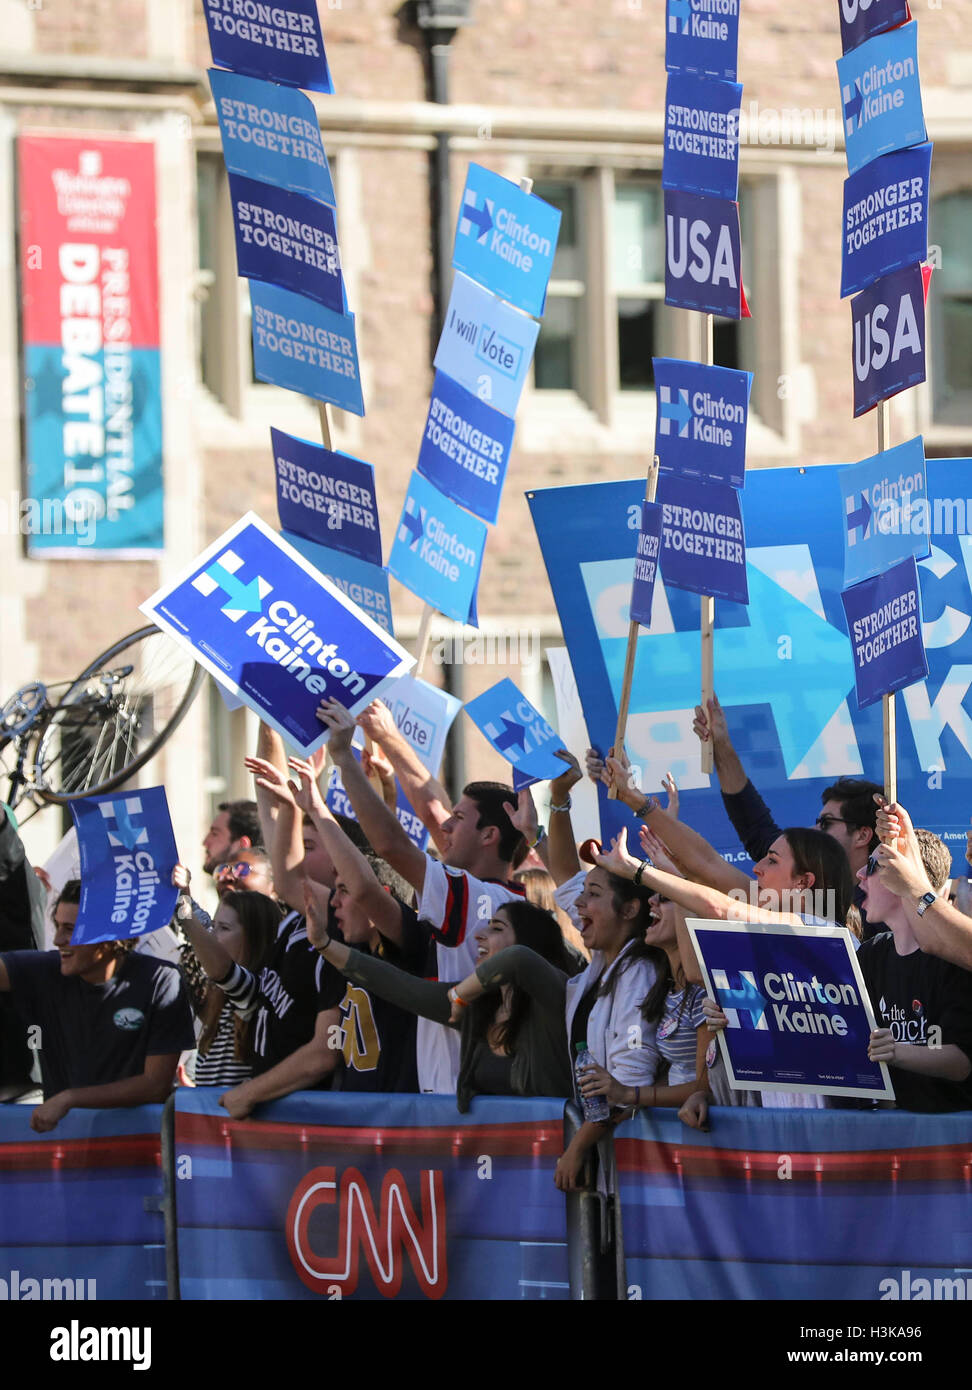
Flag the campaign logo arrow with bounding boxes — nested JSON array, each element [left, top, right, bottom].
[[102, 799, 149, 851], [494, 716, 526, 755], [843, 82, 863, 129], [714, 969, 768, 1030], [668, 0, 691, 33], [659, 388, 693, 436], [399, 506, 425, 549], [206, 561, 265, 615], [460, 194, 494, 243], [846, 492, 872, 545]]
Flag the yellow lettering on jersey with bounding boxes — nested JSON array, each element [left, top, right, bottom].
[[339, 984, 381, 1072]]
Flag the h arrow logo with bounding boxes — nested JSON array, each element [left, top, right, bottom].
[[669, 0, 691, 35], [712, 969, 768, 1031], [658, 385, 693, 438], [192, 549, 272, 622], [398, 498, 425, 550], [100, 796, 149, 850], [459, 189, 495, 243]]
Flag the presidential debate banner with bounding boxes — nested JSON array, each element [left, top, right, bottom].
[[528, 459, 972, 874], [71, 788, 179, 946], [19, 134, 163, 556], [174, 1090, 569, 1301]]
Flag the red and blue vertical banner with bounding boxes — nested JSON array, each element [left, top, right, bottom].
[[19, 135, 163, 556]]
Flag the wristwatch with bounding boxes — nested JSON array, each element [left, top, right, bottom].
[[915, 891, 937, 917]]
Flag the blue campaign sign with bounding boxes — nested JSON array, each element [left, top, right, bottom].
[[229, 173, 343, 314], [630, 502, 663, 628], [658, 476, 748, 605], [465, 678, 565, 787], [326, 752, 429, 852], [839, 0, 911, 55], [282, 531, 394, 637], [433, 274, 540, 419], [201, 0, 333, 93], [70, 789, 179, 946], [666, 0, 740, 80], [250, 282, 364, 416], [272, 429, 381, 565], [838, 23, 926, 176], [688, 920, 893, 1099], [841, 143, 931, 298], [452, 165, 561, 319], [664, 190, 745, 319], [210, 70, 335, 205], [388, 471, 486, 625], [840, 434, 929, 587], [851, 262, 926, 417], [842, 556, 928, 709], [663, 73, 742, 201], [653, 357, 751, 488], [141, 513, 413, 756], [416, 372, 515, 526]]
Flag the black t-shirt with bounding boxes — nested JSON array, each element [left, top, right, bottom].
[[333, 904, 427, 1095], [248, 912, 345, 1078], [0, 949, 195, 1100], [857, 931, 972, 1113]]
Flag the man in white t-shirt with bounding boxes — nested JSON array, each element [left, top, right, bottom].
[[319, 700, 528, 1094]]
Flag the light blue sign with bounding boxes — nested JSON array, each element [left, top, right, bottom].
[[142, 513, 413, 756], [229, 173, 343, 313], [840, 434, 929, 587], [841, 143, 931, 299], [272, 429, 381, 565], [664, 190, 745, 318], [202, 0, 333, 93], [838, 22, 926, 176], [842, 556, 928, 709], [388, 471, 486, 625], [71, 788, 179, 946], [282, 530, 394, 636], [851, 262, 927, 417], [631, 501, 663, 628], [452, 165, 561, 318], [663, 73, 742, 201], [210, 69, 335, 205], [433, 273, 540, 418], [416, 371, 515, 525], [666, 0, 740, 80], [465, 678, 565, 787], [653, 357, 751, 488], [250, 281, 364, 416], [658, 475, 748, 605]]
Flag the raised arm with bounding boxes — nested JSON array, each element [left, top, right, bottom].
[[545, 751, 583, 886], [245, 754, 324, 909], [172, 866, 235, 980], [695, 696, 782, 861], [449, 943, 568, 1019], [252, 722, 288, 857], [875, 801, 972, 971], [356, 698, 453, 858]]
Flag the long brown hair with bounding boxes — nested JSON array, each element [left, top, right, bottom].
[[198, 891, 281, 1060]]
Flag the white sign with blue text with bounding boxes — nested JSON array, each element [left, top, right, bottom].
[[434, 273, 540, 419], [388, 471, 486, 625], [452, 165, 561, 319], [840, 434, 929, 587]]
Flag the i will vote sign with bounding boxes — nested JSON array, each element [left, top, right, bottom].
[[630, 502, 663, 628], [210, 69, 336, 205], [653, 358, 751, 489], [284, 530, 393, 636], [841, 143, 931, 298], [452, 165, 561, 319], [851, 261, 928, 417], [658, 476, 748, 604], [838, 22, 926, 177], [664, 190, 748, 319], [384, 674, 463, 779], [434, 273, 540, 418], [663, 73, 742, 202], [229, 173, 343, 314], [416, 372, 515, 526], [388, 471, 486, 625], [687, 918, 893, 1099], [841, 555, 927, 709], [273, 429, 381, 565], [840, 434, 928, 587], [465, 679, 564, 788], [666, 0, 740, 81], [202, 0, 333, 93], [839, 0, 911, 56], [142, 513, 413, 755], [71, 789, 179, 946], [250, 281, 364, 415]]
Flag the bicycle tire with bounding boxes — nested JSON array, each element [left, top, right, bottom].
[[30, 625, 204, 803]]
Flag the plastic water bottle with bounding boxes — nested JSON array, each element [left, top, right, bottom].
[[575, 1042, 610, 1122]]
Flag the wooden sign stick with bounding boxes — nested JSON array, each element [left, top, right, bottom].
[[700, 312, 715, 774], [877, 398, 897, 810]]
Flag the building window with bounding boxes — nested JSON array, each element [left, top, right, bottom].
[[931, 190, 972, 424], [612, 180, 664, 391], [532, 179, 585, 392]]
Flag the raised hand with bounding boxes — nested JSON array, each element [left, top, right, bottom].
[[316, 698, 356, 756], [355, 699, 397, 745], [662, 770, 679, 819], [244, 756, 295, 805], [288, 757, 327, 819], [503, 787, 538, 844], [592, 828, 640, 879], [550, 748, 583, 803]]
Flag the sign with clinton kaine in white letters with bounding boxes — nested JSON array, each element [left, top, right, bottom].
[[388, 471, 486, 626], [283, 531, 393, 636], [433, 273, 540, 419], [142, 513, 413, 756], [250, 282, 364, 415], [664, 190, 747, 319], [71, 788, 179, 946], [229, 173, 343, 313], [839, 0, 910, 56], [851, 262, 928, 417], [658, 475, 748, 605], [841, 555, 927, 709], [687, 918, 893, 1099], [666, 0, 740, 81], [465, 678, 565, 789], [416, 371, 515, 525], [838, 23, 926, 177], [452, 165, 561, 319], [840, 143, 930, 298], [840, 434, 929, 588], [653, 358, 751, 489], [663, 73, 742, 202], [210, 69, 336, 205], [202, 0, 333, 93], [272, 429, 382, 565]]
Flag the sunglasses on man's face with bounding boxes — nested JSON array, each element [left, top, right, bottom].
[[816, 815, 850, 832], [215, 862, 253, 884]]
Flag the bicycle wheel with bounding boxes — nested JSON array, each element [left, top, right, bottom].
[[30, 625, 203, 803]]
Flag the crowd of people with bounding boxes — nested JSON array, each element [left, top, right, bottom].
[[1, 687, 971, 1192]]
